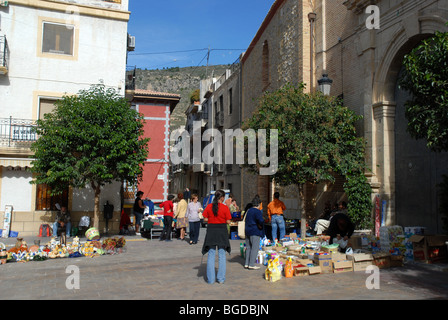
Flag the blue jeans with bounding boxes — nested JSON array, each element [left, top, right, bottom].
[[53, 221, 71, 237], [271, 215, 285, 240], [206, 247, 226, 284]]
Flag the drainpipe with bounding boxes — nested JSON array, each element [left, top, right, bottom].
[[308, 12, 317, 92]]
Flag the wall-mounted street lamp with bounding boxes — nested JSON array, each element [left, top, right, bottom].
[[318, 74, 333, 96]]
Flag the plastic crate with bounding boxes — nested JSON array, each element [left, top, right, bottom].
[[230, 231, 240, 240], [9, 231, 18, 237]]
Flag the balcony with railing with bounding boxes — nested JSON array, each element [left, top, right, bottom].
[[0, 117, 37, 148], [0, 35, 9, 75]]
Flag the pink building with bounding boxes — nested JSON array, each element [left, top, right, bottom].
[[125, 89, 180, 207]]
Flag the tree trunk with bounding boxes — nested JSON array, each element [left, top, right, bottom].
[[299, 184, 307, 238], [92, 182, 101, 230]]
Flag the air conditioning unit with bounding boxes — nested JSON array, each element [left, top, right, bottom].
[[127, 34, 135, 52]]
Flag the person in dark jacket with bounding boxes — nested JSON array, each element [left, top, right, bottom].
[[326, 212, 355, 246], [201, 189, 232, 284], [244, 197, 264, 270]]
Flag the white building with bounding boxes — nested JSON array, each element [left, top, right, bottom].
[[0, 0, 131, 236]]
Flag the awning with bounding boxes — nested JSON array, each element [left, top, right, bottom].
[[0, 158, 34, 168]]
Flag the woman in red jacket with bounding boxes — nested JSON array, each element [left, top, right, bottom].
[[159, 194, 175, 241], [201, 189, 232, 284]]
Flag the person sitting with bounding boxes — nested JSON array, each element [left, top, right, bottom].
[[326, 212, 355, 252], [314, 201, 348, 235], [53, 205, 71, 238]]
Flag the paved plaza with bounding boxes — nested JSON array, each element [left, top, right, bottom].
[[1, 229, 448, 305]]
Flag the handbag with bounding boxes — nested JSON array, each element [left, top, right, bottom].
[[237, 211, 247, 239]]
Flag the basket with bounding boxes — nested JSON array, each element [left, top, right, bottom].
[[85, 227, 100, 240]]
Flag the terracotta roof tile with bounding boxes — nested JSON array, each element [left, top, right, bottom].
[[133, 89, 181, 99]]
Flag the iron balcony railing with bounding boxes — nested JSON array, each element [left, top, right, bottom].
[[0, 117, 37, 147]]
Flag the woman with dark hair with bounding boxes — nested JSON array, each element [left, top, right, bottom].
[[201, 189, 232, 284], [133, 191, 146, 235], [244, 197, 264, 269]]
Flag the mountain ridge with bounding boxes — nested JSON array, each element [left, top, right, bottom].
[[133, 64, 231, 132]]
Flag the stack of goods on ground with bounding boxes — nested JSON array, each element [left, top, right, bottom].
[[0, 228, 127, 264], [240, 226, 448, 282]]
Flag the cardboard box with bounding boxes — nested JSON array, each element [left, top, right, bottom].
[[308, 266, 321, 275], [346, 253, 374, 272], [297, 258, 314, 266], [331, 252, 347, 262], [390, 255, 404, 267], [409, 235, 448, 263], [293, 265, 309, 276], [373, 252, 391, 269], [333, 260, 353, 273], [313, 254, 333, 274], [348, 235, 369, 249]]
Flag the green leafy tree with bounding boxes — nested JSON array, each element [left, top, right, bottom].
[[399, 30, 448, 152], [190, 89, 200, 104], [243, 83, 372, 236], [30, 85, 149, 229]]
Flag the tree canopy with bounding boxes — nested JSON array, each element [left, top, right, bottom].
[[243, 83, 372, 230], [400, 29, 448, 152], [30, 84, 149, 228]]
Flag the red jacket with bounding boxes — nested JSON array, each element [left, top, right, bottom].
[[160, 200, 174, 217]]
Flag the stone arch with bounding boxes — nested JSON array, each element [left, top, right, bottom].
[[373, 14, 448, 104], [371, 13, 448, 230]]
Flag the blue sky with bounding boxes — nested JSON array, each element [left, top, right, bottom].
[[126, 0, 275, 70]]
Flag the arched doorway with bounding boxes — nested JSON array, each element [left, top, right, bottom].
[[372, 14, 448, 233], [394, 66, 448, 233]]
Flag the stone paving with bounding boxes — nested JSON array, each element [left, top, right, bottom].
[[1, 229, 448, 303]]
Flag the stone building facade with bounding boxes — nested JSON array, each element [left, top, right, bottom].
[[240, 0, 448, 233], [0, 0, 131, 236]]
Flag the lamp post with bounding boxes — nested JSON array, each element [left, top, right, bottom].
[[318, 74, 333, 96]]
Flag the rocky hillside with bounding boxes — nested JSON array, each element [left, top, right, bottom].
[[133, 65, 230, 132]]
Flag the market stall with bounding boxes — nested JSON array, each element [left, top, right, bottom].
[[241, 225, 448, 282], [0, 228, 127, 264]]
